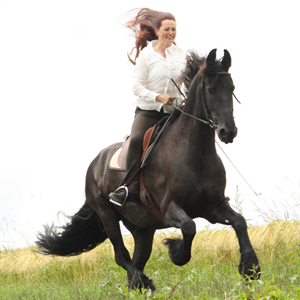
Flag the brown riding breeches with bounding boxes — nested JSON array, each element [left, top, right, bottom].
[[124, 107, 169, 193]]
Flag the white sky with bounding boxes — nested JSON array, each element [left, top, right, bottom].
[[1, 0, 299, 249]]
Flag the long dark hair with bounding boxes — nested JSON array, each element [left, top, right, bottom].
[[125, 8, 176, 64]]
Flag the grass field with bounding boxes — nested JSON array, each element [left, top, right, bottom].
[[1, 220, 300, 299]]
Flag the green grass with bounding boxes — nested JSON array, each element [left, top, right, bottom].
[[1, 221, 300, 299]]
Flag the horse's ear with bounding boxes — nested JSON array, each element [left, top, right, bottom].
[[221, 49, 231, 70], [207, 49, 217, 62]]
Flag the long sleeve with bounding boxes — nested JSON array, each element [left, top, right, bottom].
[[132, 54, 159, 102]]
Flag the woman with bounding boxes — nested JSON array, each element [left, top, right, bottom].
[[109, 8, 186, 206]]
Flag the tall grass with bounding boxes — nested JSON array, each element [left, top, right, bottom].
[[1, 221, 300, 299]]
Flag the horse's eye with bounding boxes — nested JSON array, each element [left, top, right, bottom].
[[207, 87, 215, 94]]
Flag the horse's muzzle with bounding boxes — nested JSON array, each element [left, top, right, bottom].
[[217, 126, 238, 144]]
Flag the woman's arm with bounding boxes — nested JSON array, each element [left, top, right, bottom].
[[132, 54, 159, 102]]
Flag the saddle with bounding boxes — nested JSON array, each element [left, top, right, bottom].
[[109, 112, 177, 171], [108, 131, 154, 171]]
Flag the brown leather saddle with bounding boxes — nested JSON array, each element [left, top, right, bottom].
[[108, 126, 156, 172], [109, 115, 171, 171]]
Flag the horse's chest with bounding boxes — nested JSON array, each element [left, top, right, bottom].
[[180, 157, 226, 204], [189, 154, 225, 181]]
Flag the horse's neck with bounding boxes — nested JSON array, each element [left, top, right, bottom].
[[175, 106, 217, 156]]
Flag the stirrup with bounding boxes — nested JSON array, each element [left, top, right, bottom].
[[109, 185, 128, 207]]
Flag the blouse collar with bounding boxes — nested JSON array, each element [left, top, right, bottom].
[[150, 40, 174, 53]]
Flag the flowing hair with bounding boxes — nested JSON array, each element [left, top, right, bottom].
[[124, 8, 176, 65]]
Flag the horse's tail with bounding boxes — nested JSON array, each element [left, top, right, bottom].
[[36, 202, 107, 256]]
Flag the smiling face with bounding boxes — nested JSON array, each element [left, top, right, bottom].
[[155, 19, 177, 48]]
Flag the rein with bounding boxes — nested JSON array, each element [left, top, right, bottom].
[[174, 104, 216, 128], [171, 78, 215, 128]]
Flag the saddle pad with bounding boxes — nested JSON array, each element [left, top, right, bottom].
[[109, 147, 125, 170]]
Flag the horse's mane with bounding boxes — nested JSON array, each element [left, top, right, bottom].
[[180, 50, 225, 92]]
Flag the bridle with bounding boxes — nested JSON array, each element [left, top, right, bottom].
[[171, 71, 239, 129]]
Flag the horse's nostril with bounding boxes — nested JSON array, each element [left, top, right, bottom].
[[220, 128, 227, 138]]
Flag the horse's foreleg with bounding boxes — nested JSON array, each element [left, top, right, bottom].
[[208, 198, 260, 279], [163, 201, 196, 266], [123, 223, 156, 289], [131, 227, 155, 272], [88, 195, 156, 291]]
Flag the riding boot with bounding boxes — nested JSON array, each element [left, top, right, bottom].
[[109, 170, 140, 206]]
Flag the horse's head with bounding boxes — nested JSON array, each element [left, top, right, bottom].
[[202, 49, 238, 144]]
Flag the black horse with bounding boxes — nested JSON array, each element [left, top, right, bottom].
[[37, 49, 260, 291]]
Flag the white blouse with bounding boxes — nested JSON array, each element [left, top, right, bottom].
[[132, 40, 186, 113]]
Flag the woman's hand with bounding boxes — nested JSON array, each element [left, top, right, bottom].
[[156, 94, 175, 105]]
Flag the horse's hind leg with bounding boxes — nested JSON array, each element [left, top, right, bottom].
[[123, 222, 156, 290], [163, 201, 196, 266], [207, 198, 260, 279]]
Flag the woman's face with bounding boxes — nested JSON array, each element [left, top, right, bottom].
[[156, 19, 176, 48]]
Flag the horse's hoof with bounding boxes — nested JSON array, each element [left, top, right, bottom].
[[163, 238, 191, 266], [129, 273, 156, 291], [239, 257, 261, 280]]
